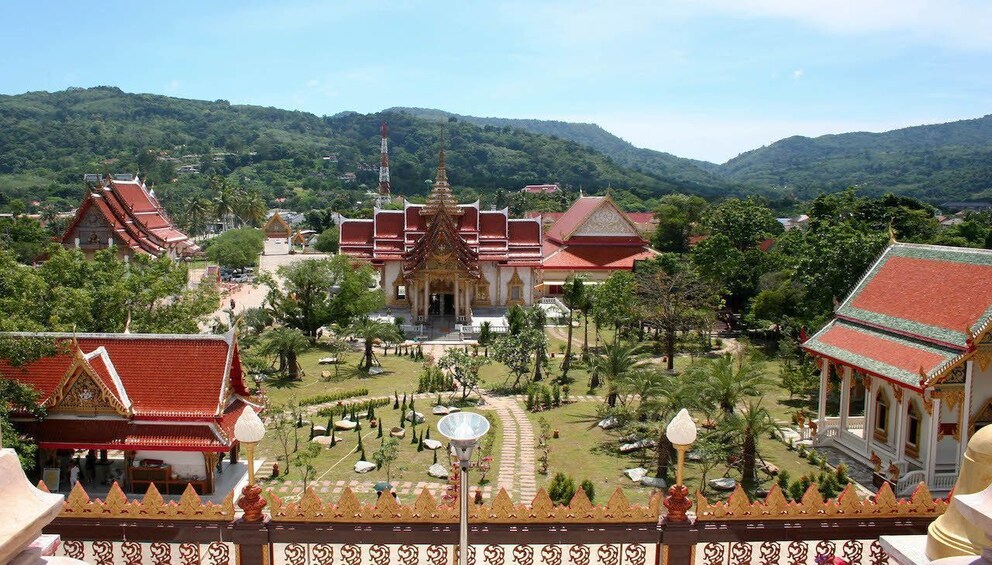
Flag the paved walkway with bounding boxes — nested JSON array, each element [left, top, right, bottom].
[[485, 395, 537, 503], [266, 478, 494, 502]]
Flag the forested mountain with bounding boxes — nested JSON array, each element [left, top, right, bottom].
[[0, 87, 731, 216], [388, 107, 736, 195], [719, 115, 992, 202]]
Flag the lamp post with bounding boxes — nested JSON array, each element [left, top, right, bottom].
[[234, 406, 267, 522], [664, 408, 697, 522], [437, 412, 490, 565]]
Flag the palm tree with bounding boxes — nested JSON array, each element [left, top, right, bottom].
[[579, 290, 594, 362], [236, 189, 267, 227], [620, 369, 691, 480], [689, 352, 771, 416], [211, 176, 238, 231], [722, 398, 780, 490], [183, 197, 210, 237], [346, 317, 402, 372], [527, 306, 547, 382], [259, 327, 310, 380], [560, 276, 586, 378], [591, 340, 647, 406]]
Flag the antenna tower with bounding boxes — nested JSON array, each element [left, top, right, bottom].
[[377, 121, 391, 207]]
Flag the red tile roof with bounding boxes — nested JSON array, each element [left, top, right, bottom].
[[340, 221, 374, 245], [543, 243, 656, 270], [545, 197, 604, 243], [24, 419, 229, 452], [0, 333, 244, 419], [61, 178, 197, 257]]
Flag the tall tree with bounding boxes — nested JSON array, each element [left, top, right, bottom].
[[653, 194, 708, 253], [705, 197, 782, 251], [634, 257, 721, 371], [687, 352, 771, 416], [592, 271, 635, 341], [590, 340, 647, 406], [721, 399, 780, 490], [346, 316, 402, 372], [0, 335, 58, 469], [559, 276, 586, 378], [259, 327, 310, 380]]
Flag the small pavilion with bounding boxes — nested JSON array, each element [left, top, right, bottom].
[[2, 331, 257, 495], [802, 242, 992, 495]]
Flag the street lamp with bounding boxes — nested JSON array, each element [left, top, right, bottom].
[[234, 406, 267, 522], [437, 412, 490, 565], [664, 408, 697, 522]]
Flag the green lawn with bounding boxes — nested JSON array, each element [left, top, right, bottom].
[[257, 403, 504, 504], [261, 344, 431, 408]]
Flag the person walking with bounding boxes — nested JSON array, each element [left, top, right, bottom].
[[68, 461, 80, 491]]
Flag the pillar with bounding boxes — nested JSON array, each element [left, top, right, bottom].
[[864, 378, 876, 455], [454, 278, 460, 320], [424, 279, 430, 319], [817, 359, 830, 426], [926, 396, 941, 484], [959, 360, 974, 472], [840, 366, 852, 431], [894, 390, 908, 465]]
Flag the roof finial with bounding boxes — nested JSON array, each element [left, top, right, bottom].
[[888, 217, 897, 244], [435, 122, 448, 186]]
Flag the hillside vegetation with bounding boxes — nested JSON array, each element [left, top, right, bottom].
[[0, 87, 727, 215]]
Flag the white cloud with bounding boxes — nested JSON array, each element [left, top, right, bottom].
[[164, 80, 181, 93], [792, 69, 804, 80]]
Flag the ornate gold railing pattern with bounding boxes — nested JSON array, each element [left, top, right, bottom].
[[42, 480, 235, 521], [268, 485, 662, 524], [695, 482, 947, 521]]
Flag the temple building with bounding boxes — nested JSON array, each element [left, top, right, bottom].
[[2, 331, 256, 495], [802, 242, 992, 496], [339, 149, 543, 323], [61, 174, 197, 259], [339, 152, 659, 324]]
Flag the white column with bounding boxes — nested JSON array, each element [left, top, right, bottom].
[[840, 366, 852, 431], [454, 278, 460, 320], [925, 396, 941, 484], [817, 360, 830, 427], [894, 390, 908, 465], [863, 379, 876, 455], [959, 360, 974, 472]]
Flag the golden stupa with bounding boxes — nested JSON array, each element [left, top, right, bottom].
[[926, 423, 992, 559]]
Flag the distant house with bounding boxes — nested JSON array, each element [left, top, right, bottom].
[[61, 174, 198, 260], [776, 214, 810, 231], [521, 183, 561, 194], [338, 172, 357, 183], [941, 202, 992, 212], [263, 212, 292, 239]]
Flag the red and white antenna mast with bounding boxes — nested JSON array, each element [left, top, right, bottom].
[[377, 121, 391, 201]]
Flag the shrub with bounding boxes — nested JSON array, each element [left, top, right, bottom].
[[299, 388, 369, 407], [579, 479, 595, 503], [547, 472, 576, 505]]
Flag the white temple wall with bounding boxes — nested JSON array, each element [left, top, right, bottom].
[[971, 362, 992, 419], [479, 262, 498, 304], [383, 261, 403, 305], [133, 450, 206, 481]]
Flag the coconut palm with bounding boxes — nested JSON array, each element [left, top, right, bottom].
[[721, 398, 781, 490], [590, 340, 647, 406], [211, 176, 238, 231], [183, 197, 211, 237], [346, 316, 402, 372], [620, 369, 692, 479], [688, 352, 771, 416], [560, 276, 586, 377], [236, 189, 267, 227], [259, 327, 310, 380]]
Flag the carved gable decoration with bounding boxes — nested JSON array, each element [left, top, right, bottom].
[[74, 206, 112, 247], [47, 351, 130, 417], [572, 203, 639, 237]]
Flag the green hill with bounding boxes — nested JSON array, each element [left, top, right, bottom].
[[718, 115, 992, 203], [387, 106, 739, 197], [0, 87, 731, 214]]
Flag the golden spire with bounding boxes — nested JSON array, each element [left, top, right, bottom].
[[434, 123, 448, 186], [888, 217, 897, 244]]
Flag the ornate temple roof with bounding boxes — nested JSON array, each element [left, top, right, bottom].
[[1, 332, 254, 451], [803, 243, 992, 388], [61, 175, 198, 257]]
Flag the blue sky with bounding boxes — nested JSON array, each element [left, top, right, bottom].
[[2, 0, 990, 163]]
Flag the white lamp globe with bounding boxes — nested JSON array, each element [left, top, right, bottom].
[[437, 412, 490, 464], [666, 408, 697, 446], [234, 406, 266, 444]]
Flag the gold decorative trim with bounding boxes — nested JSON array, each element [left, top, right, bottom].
[[50, 481, 234, 521], [893, 386, 904, 403], [695, 482, 946, 521], [268, 486, 661, 524]]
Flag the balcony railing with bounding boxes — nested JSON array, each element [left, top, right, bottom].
[[41, 479, 947, 565]]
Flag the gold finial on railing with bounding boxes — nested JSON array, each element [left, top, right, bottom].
[[268, 486, 661, 524], [58, 482, 234, 521], [695, 482, 947, 521]]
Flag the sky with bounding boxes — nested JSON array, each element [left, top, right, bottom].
[[2, 0, 991, 163]]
